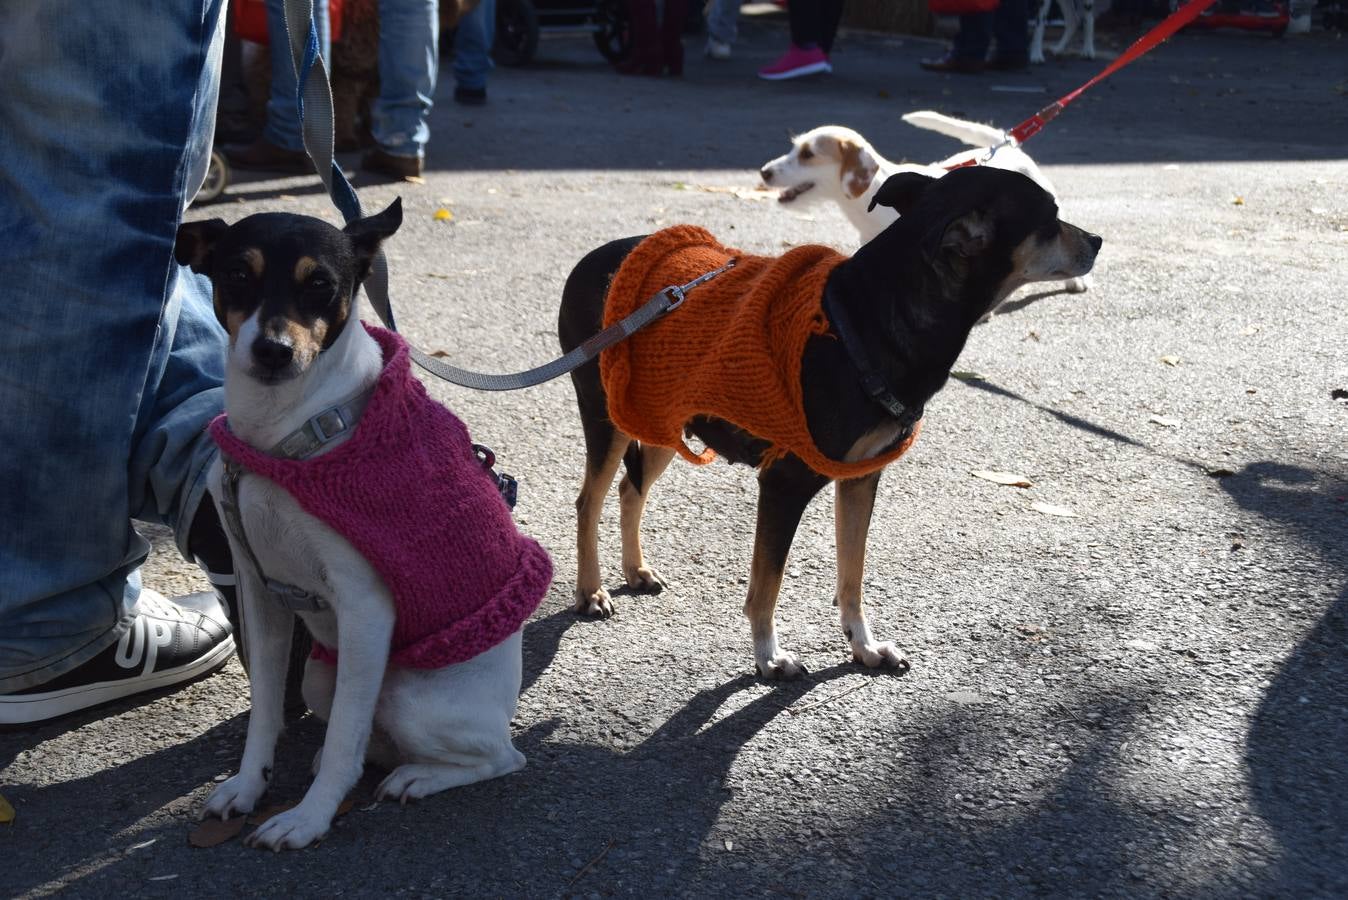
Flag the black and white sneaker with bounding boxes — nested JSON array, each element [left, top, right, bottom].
[[0, 589, 235, 726]]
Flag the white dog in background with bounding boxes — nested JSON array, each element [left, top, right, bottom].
[[1031, 0, 1112, 63], [759, 112, 1089, 293]]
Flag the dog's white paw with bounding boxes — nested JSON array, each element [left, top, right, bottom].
[[1063, 275, 1090, 293], [201, 771, 268, 821], [623, 565, 667, 594], [377, 764, 452, 805], [1029, 48, 1046, 64], [852, 640, 910, 672], [755, 650, 807, 681], [574, 587, 614, 618], [246, 803, 331, 851]]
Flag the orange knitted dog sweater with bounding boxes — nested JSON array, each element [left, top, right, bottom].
[[600, 226, 919, 480]]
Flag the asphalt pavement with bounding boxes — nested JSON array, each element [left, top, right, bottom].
[[3, 12, 1347, 899]]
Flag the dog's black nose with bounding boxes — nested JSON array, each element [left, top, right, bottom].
[[760, 167, 773, 184], [1087, 233, 1103, 253], [252, 335, 295, 370]]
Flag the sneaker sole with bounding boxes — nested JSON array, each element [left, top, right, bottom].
[[0, 636, 236, 726], [758, 61, 832, 81]]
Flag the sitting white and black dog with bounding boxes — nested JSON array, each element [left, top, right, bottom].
[[175, 199, 552, 851]]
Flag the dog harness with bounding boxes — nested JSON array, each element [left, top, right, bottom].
[[601, 226, 920, 480], [210, 325, 553, 669]]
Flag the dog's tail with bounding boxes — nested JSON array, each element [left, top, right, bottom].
[[901, 111, 1007, 149]]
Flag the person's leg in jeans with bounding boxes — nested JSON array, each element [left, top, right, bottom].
[[0, 0, 235, 721], [991, 0, 1030, 65], [452, 0, 495, 104], [704, 0, 741, 58], [364, 0, 439, 179], [954, 12, 994, 60], [227, 0, 331, 170]]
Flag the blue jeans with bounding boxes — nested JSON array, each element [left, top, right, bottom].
[[373, 0, 440, 158], [0, 0, 228, 692], [954, 0, 1029, 61], [705, 0, 741, 44], [453, 0, 496, 91], [264, 0, 332, 152]]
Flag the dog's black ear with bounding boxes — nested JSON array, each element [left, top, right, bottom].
[[344, 198, 403, 281], [175, 219, 229, 274], [933, 210, 994, 258], [868, 172, 936, 215]]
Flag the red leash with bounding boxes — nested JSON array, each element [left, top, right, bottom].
[[949, 0, 1220, 164]]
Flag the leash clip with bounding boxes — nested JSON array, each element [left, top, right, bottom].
[[663, 285, 687, 312], [473, 443, 519, 510]]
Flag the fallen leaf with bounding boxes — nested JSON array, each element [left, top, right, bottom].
[[430, 349, 450, 358], [1148, 414, 1180, 428], [950, 370, 986, 382], [1332, 388, 1348, 401], [188, 816, 248, 848], [246, 802, 296, 826], [1232, 196, 1245, 206], [971, 469, 1033, 488], [686, 183, 776, 202], [0, 793, 14, 824], [1160, 355, 1181, 366], [1031, 501, 1078, 518], [432, 208, 453, 222]]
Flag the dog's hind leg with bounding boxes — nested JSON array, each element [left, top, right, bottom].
[[619, 443, 676, 594], [746, 461, 829, 680], [835, 472, 908, 671], [1053, 0, 1081, 56], [574, 419, 631, 618]]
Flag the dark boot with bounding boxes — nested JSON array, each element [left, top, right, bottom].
[[616, 0, 662, 75], [660, 0, 688, 76]]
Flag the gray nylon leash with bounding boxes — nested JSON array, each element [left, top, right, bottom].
[[279, 0, 731, 390]]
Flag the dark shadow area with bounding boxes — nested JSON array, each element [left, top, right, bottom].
[[961, 376, 1148, 449], [1222, 461, 1348, 895]]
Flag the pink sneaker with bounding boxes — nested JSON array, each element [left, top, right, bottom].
[[757, 44, 832, 81]]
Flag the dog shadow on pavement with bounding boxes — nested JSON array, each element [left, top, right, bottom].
[[1223, 460, 1348, 894]]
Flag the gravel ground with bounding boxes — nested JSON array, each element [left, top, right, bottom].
[[3, 14, 1346, 899]]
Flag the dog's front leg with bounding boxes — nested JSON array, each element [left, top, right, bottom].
[[247, 580, 393, 851], [835, 473, 908, 671], [746, 465, 827, 680], [203, 561, 294, 821], [1029, 0, 1054, 62], [1081, 0, 1096, 59]]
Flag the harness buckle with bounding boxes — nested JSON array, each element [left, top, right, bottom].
[[663, 285, 687, 312], [310, 407, 347, 443]]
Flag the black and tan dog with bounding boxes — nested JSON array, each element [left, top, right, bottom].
[[558, 167, 1101, 679]]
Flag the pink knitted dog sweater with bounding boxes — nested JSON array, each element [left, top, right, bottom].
[[209, 324, 553, 669]]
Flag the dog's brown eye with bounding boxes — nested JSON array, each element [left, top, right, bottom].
[[226, 267, 249, 284], [798, 146, 814, 160], [308, 276, 332, 292]]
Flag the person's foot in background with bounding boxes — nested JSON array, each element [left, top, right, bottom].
[[758, 44, 832, 80]]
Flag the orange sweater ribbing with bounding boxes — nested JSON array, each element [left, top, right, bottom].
[[599, 226, 919, 481]]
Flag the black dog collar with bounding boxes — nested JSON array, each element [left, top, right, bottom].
[[822, 287, 923, 431]]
